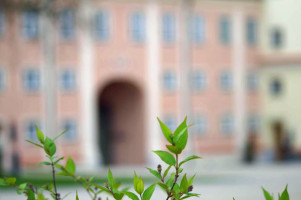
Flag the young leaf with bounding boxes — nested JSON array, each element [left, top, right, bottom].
[[38, 161, 51, 166], [146, 168, 161, 180], [262, 187, 274, 200], [188, 174, 196, 185], [124, 192, 139, 200], [136, 177, 144, 195], [179, 155, 201, 167], [180, 174, 188, 193], [142, 183, 156, 200], [76, 191, 79, 200], [108, 168, 115, 188], [280, 185, 289, 200], [53, 130, 68, 141], [163, 165, 172, 179], [134, 172, 139, 194], [153, 151, 176, 166], [157, 117, 173, 144], [35, 125, 44, 144], [173, 116, 187, 140], [174, 127, 189, 150], [26, 140, 43, 149], [65, 156, 76, 175], [43, 137, 56, 156], [166, 145, 182, 154]]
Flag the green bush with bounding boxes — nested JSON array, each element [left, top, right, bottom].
[[0, 117, 289, 200]]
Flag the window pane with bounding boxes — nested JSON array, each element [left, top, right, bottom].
[[130, 12, 145, 42], [219, 16, 231, 44], [60, 70, 75, 91], [0, 9, 4, 36], [162, 13, 175, 43], [221, 114, 234, 134], [220, 71, 232, 91], [190, 71, 206, 91], [23, 11, 39, 39], [60, 9, 74, 39], [271, 28, 283, 48], [246, 18, 257, 45], [191, 16, 205, 43], [95, 11, 109, 40], [163, 71, 176, 91], [164, 116, 176, 132], [0, 69, 4, 91], [23, 69, 40, 92], [63, 120, 77, 140]]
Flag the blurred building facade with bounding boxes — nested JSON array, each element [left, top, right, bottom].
[[260, 0, 301, 161], [0, 0, 262, 168]]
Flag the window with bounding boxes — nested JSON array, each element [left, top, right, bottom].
[[220, 114, 234, 135], [95, 11, 109, 41], [62, 120, 77, 141], [130, 12, 145, 43], [165, 116, 176, 132], [22, 11, 39, 39], [271, 28, 283, 49], [163, 71, 176, 92], [248, 114, 260, 133], [247, 72, 258, 92], [246, 18, 257, 45], [220, 71, 232, 91], [270, 78, 282, 96], [60, 69, 76, 91], [190, 70, 206, 91], [219, 16, 231, 45], [162, 13, 176, 43], [60, 9, 75, 40], [25, 121, 40, 142], [191, 15, 205, 44], [23, 69, 40, 92], [0, 69, 5, 91], [0, 9, 4, 36], [193, 115, 207, 135]]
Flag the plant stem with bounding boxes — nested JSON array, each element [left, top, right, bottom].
[[51, 162, 59, 200], [166, 154, 179, 200]]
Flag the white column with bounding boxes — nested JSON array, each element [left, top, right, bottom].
[[79, 0, 100, 168], [146, 0, 161, 165], [233, 9, 247, 159]]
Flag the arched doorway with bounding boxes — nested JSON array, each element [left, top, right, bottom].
[[97, 81, 145, 165]]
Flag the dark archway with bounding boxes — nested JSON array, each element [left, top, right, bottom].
[[97, 81, 145, 165]]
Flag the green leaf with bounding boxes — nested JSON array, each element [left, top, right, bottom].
[[280, 185, 289, 200], [53, 130, 68, 141], [179, 155, 201, 167], [188, 174, 196, 185], [108, 168, 115, 188], [35, 125, 44, 144], [166, 145, 182, 154], [134, 172, 139, 194], [142, 183, 156, 200], [54, 157, 64, 164], [157, 182, 169, 193], [180, 174, 188, 193], [43, 137, 56, 156], [125, 192, 139, 200], [90, 183, 110, 193], [76, 191, 79, 200], [157, 117, 173, 144], [65, 156, 76, 175], [147, 168, 161, 180], [0, 178, 8, 186], [262, 187, 274, 200], [173, 116, 187, 139], [178, 168, 183, 173], [26, 140, 43, 148], [163, 165, 172, 179], [113, 192, 124, 200], [28, 189, 36, 200], [38, 161, 51, 166], [153, 151, 176, 166], [5, 177, 16, 185], [174, 127, 189, 150], [136, 177, 144, 195]]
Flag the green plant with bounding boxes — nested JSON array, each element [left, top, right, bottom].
[[0, 117, 290, 200], [262, 185, 290, 200]]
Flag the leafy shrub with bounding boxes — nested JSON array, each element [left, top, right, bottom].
[[0, 117, 290, 200]]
